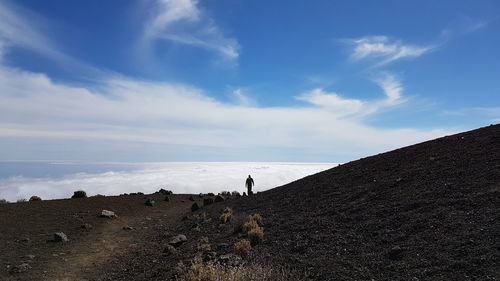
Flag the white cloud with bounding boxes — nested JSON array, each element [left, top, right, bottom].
[[144, 0, 239, 62], [0, 64, 452, 160], [374, 73, 403, 105], [296, 73, 405, 118], [0, 162, 336, 201], [347, 36, 434, 66], [296, 89, 364, 117], [230, 88, 255, 106]]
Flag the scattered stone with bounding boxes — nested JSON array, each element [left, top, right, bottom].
[[191, 202, 200, 212], [199, 193, 204, 198], [164, 196, 170, 202], [207, 193, 215, 196], [231, 191, 241, 197], [158, 189, 173, 195], [10, 263, 31, 273], [214, 195, 224, 203], [100, 210, 117, 218], [80, 223, 93, 230], [137, 192, 144, 195], [203, 198, 214, 206], [180, 200, 185, 203], [169, 234, 187, 247], [188, 196, 195, 201], [52, 232, 69, 243], [145, 198, 155, 206], [71, 190, 87, 198], [123, 225, 134, 231], [29, 196, 42, 202]]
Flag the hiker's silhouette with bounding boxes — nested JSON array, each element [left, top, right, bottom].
[[245, 175, 254, 195]]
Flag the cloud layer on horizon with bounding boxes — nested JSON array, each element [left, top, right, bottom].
[[0, 162, 335, 201]]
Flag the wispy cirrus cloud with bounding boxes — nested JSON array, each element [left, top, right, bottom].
[[345, 35, 435, 66], [296, 73, 404, 118], [0, 0, 107, 76], [143, 0, 240, 62]]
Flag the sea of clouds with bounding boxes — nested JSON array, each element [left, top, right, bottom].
[[0, 162, 336, 202]]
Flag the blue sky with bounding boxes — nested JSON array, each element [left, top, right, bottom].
[[0, 0, 499, 162]]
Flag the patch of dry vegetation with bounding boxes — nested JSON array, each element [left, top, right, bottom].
[[175, 256, 298, 281], [220, 207, 234, 223], [234, 239, 252, 257], [241, 214, 264, 246]]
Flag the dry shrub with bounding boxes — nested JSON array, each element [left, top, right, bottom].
[[220, 191, 231, 196], [197, 237, 212, 252], [242, 219, 259, 233], [220, 207, 234, 224], [247, 227, 264, 246], [248, 214, 263, 226], [234, 239, 252, 258], [175, 256, 299, 281]]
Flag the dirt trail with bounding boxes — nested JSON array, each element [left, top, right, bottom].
[[0, 194, 192, 281]]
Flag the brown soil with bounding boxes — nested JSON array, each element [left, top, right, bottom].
[[1, 124, 499, 280]]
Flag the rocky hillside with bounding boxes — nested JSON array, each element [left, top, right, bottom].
[[1, 124, 499, 281]]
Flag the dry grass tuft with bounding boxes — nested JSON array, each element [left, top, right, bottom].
[[220, 207, 234, 224], [197, 237, 212, 252], [234, 239, 252, 258], [176, 256, 298, 281], [247, 227, 264, 246], [248, 214, 263, 226]]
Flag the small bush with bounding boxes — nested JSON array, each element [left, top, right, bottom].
[[71, 190, 87, 198], [197, 237, 212, 252], [164, 245, 177, 255], [29, 196, 42, 202], [219, 191, 231, 196], [219, 207, 233, 224], [234, 239, 252, 258], [249, 214, 263, 226], [247, 227, 264, 246], [242, 219, 259, 233]]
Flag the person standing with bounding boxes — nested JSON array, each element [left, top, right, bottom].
[[245, 175, 254, 195]]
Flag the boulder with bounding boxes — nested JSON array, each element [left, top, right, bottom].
[[188, 196, 195, 201], [53, 232, 68, 243], [145, 198, 155, 206], [203, 198, 214, 206], [207, 193, 215, 196], [169, 234, 187, 247], [100, 210, 117, 218], [123, 225, 134, 231], [158, 188, 173, 195], [214, 195, 224, 203], [29, 196, 42, 202], [191, 202, 200, 212], [71, 190, 87, 198]]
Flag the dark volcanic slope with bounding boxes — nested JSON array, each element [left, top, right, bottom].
[[210, 124, 500, 280]]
